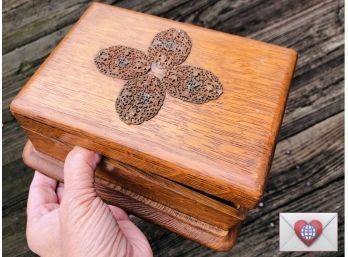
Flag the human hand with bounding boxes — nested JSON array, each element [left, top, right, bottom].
[[26, 146, 153, 257]]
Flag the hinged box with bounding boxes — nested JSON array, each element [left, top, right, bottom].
[[11, 3, 297, 251]]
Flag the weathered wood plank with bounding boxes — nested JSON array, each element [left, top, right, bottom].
[[3, 0, 90, 54], [279, 44, 344, 140], [2, 159, 34, 257], [3, 25, 72, 123], [3, 0, 344, 256], [3, 0, 204, 54], [2, 122, 27, 166], [254, 112, 344, 217]]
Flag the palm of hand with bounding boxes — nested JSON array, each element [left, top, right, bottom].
[[26, 147, 153, 257]]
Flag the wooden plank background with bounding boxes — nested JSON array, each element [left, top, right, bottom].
[[3, 0, 344, 256]]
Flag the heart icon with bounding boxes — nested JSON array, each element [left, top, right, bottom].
[[294, 220, 323, 246]]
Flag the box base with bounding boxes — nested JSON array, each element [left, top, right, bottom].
[[22, 140, 241, 251]]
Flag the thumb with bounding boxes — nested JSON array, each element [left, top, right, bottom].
[[63, 146, 101, 196]]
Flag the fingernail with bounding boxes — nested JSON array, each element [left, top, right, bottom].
[[94, 153, 102, 164]]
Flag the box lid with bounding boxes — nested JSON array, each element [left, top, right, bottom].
[[11, 3, 297, 208]]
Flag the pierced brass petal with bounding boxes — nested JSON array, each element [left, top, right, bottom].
[[148, 28, 192, 68], [115, 75, 165, 125], [162, 65, 223, 104], [94, 46, 151, 80]]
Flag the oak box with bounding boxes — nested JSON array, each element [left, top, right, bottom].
[[10, 3, 297, 251]]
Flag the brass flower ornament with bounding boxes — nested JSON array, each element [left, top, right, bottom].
[[94, 28, 223, 125]]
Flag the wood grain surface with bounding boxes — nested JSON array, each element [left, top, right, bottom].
[[10, 3, 297, 209], [23, 127, 245, 231], [3, 0, 343, 256], [22, 140, 241, 251]]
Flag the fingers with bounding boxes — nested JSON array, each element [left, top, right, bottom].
[[27, 212, 61, 257], [108, 205, 129, 221], [59, 146, 152, 257], [61, 146, 101, 212], [56, 183, 64, 203], [63, 146, 101, 193], [27, 171, 59, 221]]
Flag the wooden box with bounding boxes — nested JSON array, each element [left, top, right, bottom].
[[10, 3, 297, 251]]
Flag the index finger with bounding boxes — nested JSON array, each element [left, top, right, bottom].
[[27, 171, 59, 220]]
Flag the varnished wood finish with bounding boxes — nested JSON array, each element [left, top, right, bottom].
[[24, 127, 246, 230], [10, 3, 297, 209], [23, 140, 241, 251], [5, 1, 343, 256]]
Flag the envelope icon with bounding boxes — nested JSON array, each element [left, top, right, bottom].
[[279, 213, 337, 251]]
